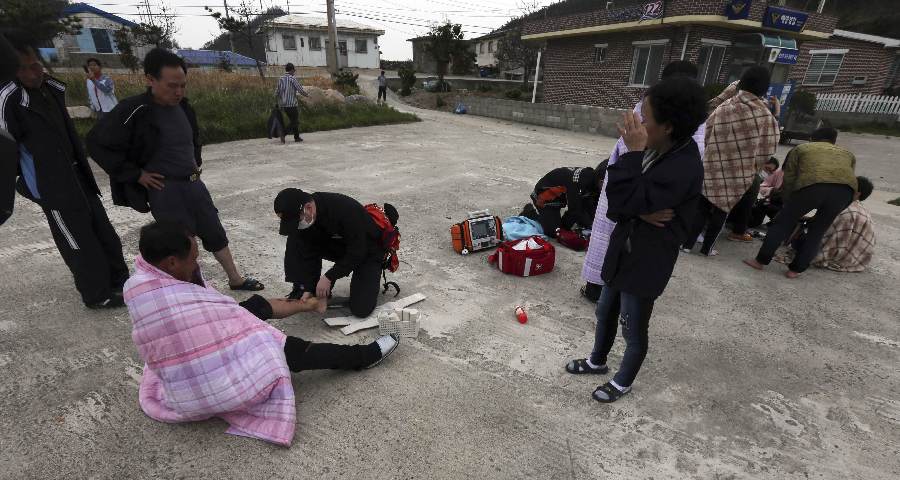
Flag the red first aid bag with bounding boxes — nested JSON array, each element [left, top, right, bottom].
[[488, 236, 555, 277], [556, 228, 590, 251]]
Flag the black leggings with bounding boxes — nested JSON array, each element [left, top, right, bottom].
[[283, 336, 379, 371]]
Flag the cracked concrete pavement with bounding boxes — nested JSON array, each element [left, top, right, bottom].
[[0, 80, 898, 479]]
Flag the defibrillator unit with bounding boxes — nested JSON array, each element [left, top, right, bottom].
[[450, 210, 503, 255]]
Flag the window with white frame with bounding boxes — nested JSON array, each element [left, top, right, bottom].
[[283, 34, 297, 50], [355, 39, 367, 53], [594, 44, 607, 63], [488, 41, 493, 53], [300, 37, 305, 48], [697, 44, 727, 86], [480, 42, 485, 53], [629, 43, 666, 86], [889, 54, 900, 86], [803, 51, 845, 86], [309, 36, 322, 50]]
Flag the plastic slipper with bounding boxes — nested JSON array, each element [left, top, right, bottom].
[[230, 277, 265, 291]]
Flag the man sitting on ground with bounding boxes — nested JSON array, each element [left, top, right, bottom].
[[781, 176, 875, 273], [276, 188, 397, 318], [726, 156, 780, 241], [744, 127, 858, 278], [520, 164, 604, 238], [125, 221, 399, 446]]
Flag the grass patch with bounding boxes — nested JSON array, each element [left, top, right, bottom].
[[840, 122, 900, 137], [61, 71, 418, 145], [889, 197, 900, 206]]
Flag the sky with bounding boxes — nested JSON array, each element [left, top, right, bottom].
[[80, 0, 558, 60]]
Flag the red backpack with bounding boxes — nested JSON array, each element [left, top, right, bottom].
[[365, 204, 400, 273]]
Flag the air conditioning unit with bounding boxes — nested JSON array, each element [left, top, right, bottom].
[[852, 76, 868, 86]]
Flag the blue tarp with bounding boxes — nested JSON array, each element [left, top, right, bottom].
[[502, 216, 546, 240]]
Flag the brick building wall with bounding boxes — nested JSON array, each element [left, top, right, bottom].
[[790, 37, 897, 95], [541, 25, 739, 108], [523, 0, 836, 37]]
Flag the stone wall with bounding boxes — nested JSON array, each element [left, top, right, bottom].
[[818, 111, 900, 128], [460, 96, 624, 137]]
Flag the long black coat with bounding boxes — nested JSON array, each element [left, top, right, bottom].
[[601, 140, 704, 299]]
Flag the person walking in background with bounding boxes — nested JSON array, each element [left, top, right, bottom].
[[683, 66, 779, 256], [275, 63, 309, 143], [565, 76, 707, 403], [377, 70, 387, 104], [744, 128, 858, 278], [85, 57, 117, 120], [580, 60, 704, 303], [87, 48, 264, 292], [1, 37, 128, 308]]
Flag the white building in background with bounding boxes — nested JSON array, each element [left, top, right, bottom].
[[264, 15, 384, 69]]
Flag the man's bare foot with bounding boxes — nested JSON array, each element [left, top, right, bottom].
[[785, 270, 800, 279], [743, 259, 764, 270], [315, 296, 328, 313]]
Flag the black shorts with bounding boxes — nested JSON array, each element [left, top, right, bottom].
[[148, 179, 229, 252]]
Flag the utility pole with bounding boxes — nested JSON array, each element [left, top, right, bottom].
[[224, 0, 235, 53], [326, 0, 339, 74]]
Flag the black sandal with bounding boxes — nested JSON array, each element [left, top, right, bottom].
[[230, 277, 265, 291], [592, 382, 630, 403], [565, 358, 609, 375]]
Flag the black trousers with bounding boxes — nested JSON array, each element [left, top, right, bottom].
[[283, 336, 379, 371], [283, 106, 300, 139], [285, 232, 383, 318], [727, 187, 756, 235], [684, 196, 728, 255], [377, 86, 387, 102], [755, 183, 854, 273], [41, 193, 129, 305]]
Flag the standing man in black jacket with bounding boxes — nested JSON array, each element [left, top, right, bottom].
[[273, 188, 387, 318], [1, 39, 128, 308], [87, 48, 263, 292]]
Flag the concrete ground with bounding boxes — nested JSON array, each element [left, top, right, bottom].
[[1, 85, 899, 480]]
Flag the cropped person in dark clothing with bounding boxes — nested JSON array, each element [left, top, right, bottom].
[[1, 32, 19, 225], [564, 76, 707, 403], [87, 48, 263, 292], [1, 38, 128, 308], [520, 164, 604, 237], [275, 188, 391, 318]]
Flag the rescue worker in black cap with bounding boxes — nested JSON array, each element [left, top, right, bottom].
[[520, 163, 606, 237], [274, 188, 393, 318]]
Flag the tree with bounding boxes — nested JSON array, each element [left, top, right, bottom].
[[132, 1, 178, 49], [494, 23, 540, 89], [112, 29, 140, 72], [0, 0, 81, 47], [423, 22, 468, 92], [206, 1, 274, 79]]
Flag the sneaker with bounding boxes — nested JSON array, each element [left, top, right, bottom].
[[294, 136, 303, 142], [87, 294, 125, 309], [286, 284, 304, 300], [365, 334, 400, 369]]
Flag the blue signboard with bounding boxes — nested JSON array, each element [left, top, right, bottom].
[[762, 6, 808, 32], [724, 0, 752, 20], [775, 49, 799, 65]]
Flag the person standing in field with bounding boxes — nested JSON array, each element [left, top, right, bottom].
[[377, 70, 387, 104], [85, 57, 117, 121], [275, 63, 309, 143]]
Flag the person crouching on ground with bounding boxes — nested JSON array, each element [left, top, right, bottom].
[[275, 188, 395, 318], [564, 76, 707, 403], [125, 221, 399, 446], [519, 165, 603, 238], [744, 127, 857, 278]]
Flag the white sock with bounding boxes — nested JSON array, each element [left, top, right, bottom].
[[376, 335, 398, 356], [610, 379, 630, 392], [585, 358, 605, 369]]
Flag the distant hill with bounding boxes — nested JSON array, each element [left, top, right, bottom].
[[202, 8, 285, 61]]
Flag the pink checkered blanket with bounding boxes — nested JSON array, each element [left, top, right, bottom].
[[124, 256, 296, 446]]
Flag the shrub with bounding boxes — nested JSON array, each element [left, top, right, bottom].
[[505, 89, 523, 100], [435, 95, 445, 108], [790, 90, 817, 116], [332, 69, 360, 96], [398, 66, 416, 96], [477, 84, 493, 93], [889, 197, 900, 206]]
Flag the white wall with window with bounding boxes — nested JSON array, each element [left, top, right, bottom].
[[629, 40, 668, 87], [803, 49, 847, 86], [265, 28, 381, 68], [697, 39, 729, 86]]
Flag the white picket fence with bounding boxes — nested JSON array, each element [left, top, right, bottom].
[[816, 93, 900, 115]]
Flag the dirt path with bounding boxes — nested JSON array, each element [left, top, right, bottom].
[[1, 93, 898, 479]]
